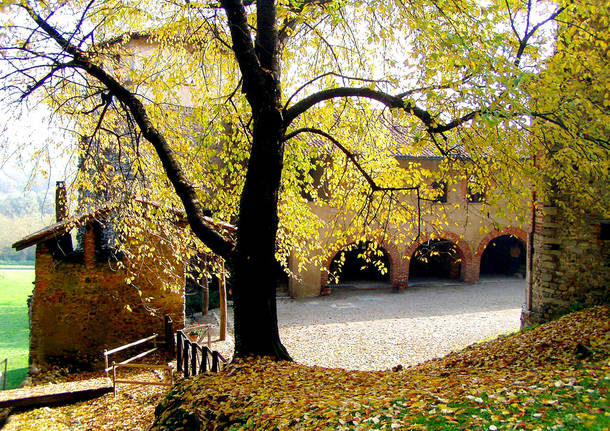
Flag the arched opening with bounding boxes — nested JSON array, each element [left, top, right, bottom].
[[329, 241, 391, 284], [480, 235, 526, 278], [409, 239, 462, 281]]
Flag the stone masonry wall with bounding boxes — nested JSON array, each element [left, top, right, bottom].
[[30, 225, 185, 369], [521, 203, 610, 327]]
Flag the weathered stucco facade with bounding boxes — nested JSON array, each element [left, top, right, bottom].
[[288, 158, 531, 298]]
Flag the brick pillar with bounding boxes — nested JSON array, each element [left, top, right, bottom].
[[462, 260, 478, 283], [30, 243, 52, 367]]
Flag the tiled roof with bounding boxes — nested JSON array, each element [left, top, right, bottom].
[[12, 205, 115, 251], [380, 117, 471, 161], [286, 114, 472, 161]]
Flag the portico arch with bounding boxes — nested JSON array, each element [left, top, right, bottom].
[[475, 228, 528, 278], [321, 239, 402, 287], [405, 232, 475, 283]]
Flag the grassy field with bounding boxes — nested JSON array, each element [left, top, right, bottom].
[[0, 266, 34, 390]]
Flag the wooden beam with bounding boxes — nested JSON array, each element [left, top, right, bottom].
[[0, 387, 113, 410], [219, 260, 227, 341]]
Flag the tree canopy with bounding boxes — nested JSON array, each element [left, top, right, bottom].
[[1, 0, 607, 357]]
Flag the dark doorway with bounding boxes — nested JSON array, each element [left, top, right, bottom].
[[274, 258, 290, 296], [480, 235, 526, 277], [409, 239, 462, 281], [329, 241, 391, 284]]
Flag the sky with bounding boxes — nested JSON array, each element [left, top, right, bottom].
[[0, 102, 73, 196]]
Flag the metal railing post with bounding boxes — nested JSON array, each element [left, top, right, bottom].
[[211, 351, 219, 373], [191, 344, 198, 376], [183, 340, 190, 378], [176, 331, 183, 373], [112, 361, 117, 395], [201, 348, 208, 372]]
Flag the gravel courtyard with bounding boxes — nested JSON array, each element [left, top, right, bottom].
[[205, 277, 525, 371], [277, 277, 525, 370]]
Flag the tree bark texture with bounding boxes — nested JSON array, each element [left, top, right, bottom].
[[232, 104, 290, 359], [222, 0, 291, 359]]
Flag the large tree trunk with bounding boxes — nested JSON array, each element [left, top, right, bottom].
[[222, 0, 291, 360], [232, 102, 291, 359]]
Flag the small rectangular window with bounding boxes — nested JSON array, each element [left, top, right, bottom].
[[431, 181, 448, 203], [600, 222, 610, 241], [467, 176, 485, 203]]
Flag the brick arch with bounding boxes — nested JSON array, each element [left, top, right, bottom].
[[473, 227, 528, 281], [475, 227, 528, 258], [404, 231, 476, 283], [321, 239, 402, 287]]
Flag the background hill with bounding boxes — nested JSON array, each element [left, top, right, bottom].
[[0, 187, 54, 264]]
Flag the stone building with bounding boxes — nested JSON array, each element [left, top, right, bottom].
[[521, 193, 610, 326], [13, 184, 187, 369], [90, 33, 531, 298]]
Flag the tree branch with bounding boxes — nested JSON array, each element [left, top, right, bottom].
[[219, 0, 268, 106], [283, 127, 418, 193], [283, 86, 479, 134], [515, 6, 565, 65], [283, 72, 391, 111], [22, 2, 234, 260], [284, 87, 411, 123], [20, 62, 74, 100]]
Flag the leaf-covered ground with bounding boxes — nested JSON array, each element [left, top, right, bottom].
[[153, 305, 609, 430], [1, 356, 170, 431], [2, 305, 608, 430]]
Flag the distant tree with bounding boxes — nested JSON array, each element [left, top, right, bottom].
[[0, 213, 52, 263], [0, 191, 54, 264], [0, 0, 606, 359]]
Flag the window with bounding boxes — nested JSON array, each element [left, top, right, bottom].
[[431, 181, 448, 203], [467, 176, 485, 203], [600, 222, 610, 241]]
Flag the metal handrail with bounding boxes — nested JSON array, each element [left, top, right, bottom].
[[104, 333, 157, 356], [175, 330, 226, 378], [1, 358, 7, 390]]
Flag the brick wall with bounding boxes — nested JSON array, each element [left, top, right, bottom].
[[30, 225, 185, 369], [521, 202, 610, 327]]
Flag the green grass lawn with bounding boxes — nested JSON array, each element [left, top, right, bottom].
[[0, 266, 34, 390]]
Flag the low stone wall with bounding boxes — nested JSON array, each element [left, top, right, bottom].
[[29, 226, 185, 369]]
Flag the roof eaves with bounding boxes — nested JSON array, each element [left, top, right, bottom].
[[12, 205, 115, 251]]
